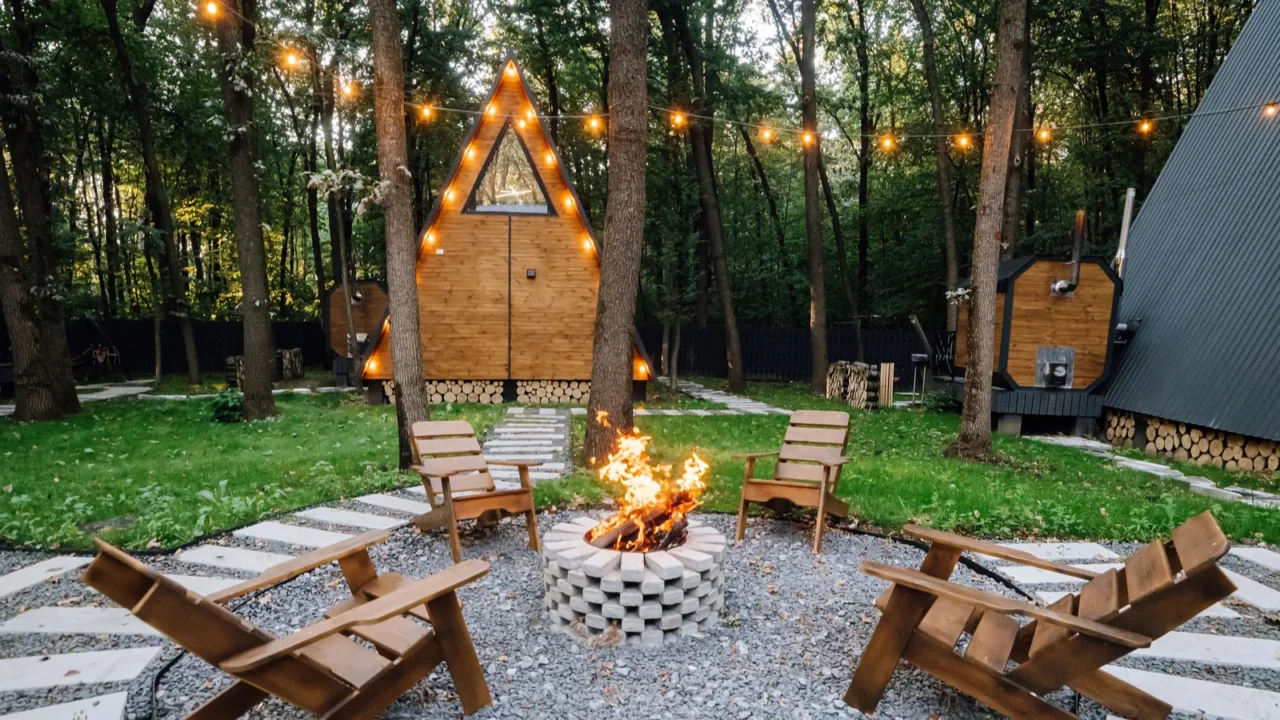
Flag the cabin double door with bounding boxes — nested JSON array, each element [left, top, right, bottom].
[[421, 215, 597, 380]]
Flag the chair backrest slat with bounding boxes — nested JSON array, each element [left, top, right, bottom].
[[772, 410, 850, 484], [418, 454, 489, 476], [416, 437, 483, 456], [1028, 593, 1076, 657], [412, 420, 477, 438], [1124, 541, 1175, 604], [1170, 511, 1230, 574], [964, 612, 1020, 673], [1077, 568, 1126, 620]]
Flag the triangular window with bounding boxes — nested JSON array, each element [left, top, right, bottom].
[[465, 123, 553, 215]]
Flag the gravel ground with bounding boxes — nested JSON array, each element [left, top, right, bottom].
[[2, 512, 1279, 719]]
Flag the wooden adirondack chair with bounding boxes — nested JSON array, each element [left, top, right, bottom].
[[844, 511, 1237, 719], [734, 410, 851, 553], [82, 531, 493, 719], [410, 420, 540, 563]]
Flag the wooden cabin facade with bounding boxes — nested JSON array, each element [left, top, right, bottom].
[[360, 56, 650, 398], [954, 255, 1123, 433], [327, 281, 388, 357]]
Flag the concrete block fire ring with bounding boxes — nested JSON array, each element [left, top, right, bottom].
[[542, 516, 727, 646]]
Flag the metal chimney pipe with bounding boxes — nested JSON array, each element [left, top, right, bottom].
[[1052, 210, 1085, 295]]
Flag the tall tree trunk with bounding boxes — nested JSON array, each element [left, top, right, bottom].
[[101, 0, 202, 384], [1000, 4, 1033, 259], [534, 16, 562, 144], [585, 0, 648, 463], [97, 118, 121, 316], [0, 4, 80, 414], [305, 45, 326, 326], [817, 154, 863, 359], [0, 147, 59, 420], [369, 0, 430, 469], [908, 0, 960, 330], [949, 0, 1028, 458], [855, 0, 872, 336], [801, 0, 827, 393], [216, 0, 276, 419], [669, 0, 745, 392]]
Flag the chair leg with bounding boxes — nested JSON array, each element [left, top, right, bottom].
[[426, 590, 493, 715], [185, 680, 267, 719], [844, 544, 962, 712], [813, 477, 829, 554], [520, 466, 540, 552], [1071, 669, 1172, 720], [442, 478, 462, 564], [736, 459, 756, 542]]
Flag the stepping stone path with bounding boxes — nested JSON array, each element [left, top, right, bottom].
[[564, 378, 791, 417], [488, 407, 573, 482], [1, 382, 152, 417], [1026, 434, 1280, 508]]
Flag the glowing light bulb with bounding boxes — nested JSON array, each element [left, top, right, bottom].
[[587, 115, 601, 132], [801, 132, 814, 146], [205, 1, 217, 15], [466, 146, 476, 160], [343, 81, 356, 96], [518, 118, 527, 129], [545, 151, 556, 166], [956, 134, 971, 149], [445, 187, 455, 201], [487, 104, 496, 117], [760, 127, 773, 142], [367, 360, 378, 371], [1265, 104, 1278, 117], [1037, 128, 1052, 142], [505, 63, 517, 78], [526, 108, 535, 120], [564, 195, 574, 210], [285, 52, 299, 67], [424, 231, 436, 245], [880, 135, 895, 150], [1138, 120, 1152, 134], [582, 236, 593, 251], [421, 105, 432, 120], [671, 111, 686, 128]]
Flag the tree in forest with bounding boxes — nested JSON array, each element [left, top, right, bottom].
[[584, 0, 648, 463], [908, 0, 961, 332], [369, 0, 430, 469], [799, 0, 827, 394], [0, 151, 59, 420], [214, 0, 277, 420], [948, 0, 1029, 458], [0, 0, 79, 415], [100, 0, 202, 384]]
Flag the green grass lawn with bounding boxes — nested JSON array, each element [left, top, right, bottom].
[[536, 377, 1280, 544], [6, 376, 1276, 551], [0, 393, 502, 550]]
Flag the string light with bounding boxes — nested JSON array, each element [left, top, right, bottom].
[[466, 145, 476, 161], [671, 111, 686, 128], [424, 231, 436, 245], [760, 127, 774, 143], [367, 359, 378, 371], [582, 235, 594, 251], [801, 131, 814, 146], [1037, 127, 1053, 143], [486, 104, 497, 117], [564, 194, 574, 210], [518, 118, 527, 129], [283, 51, 300, 68], [1138, 119, 1153, 134], [444, 187, 455, 201], [505, 62, 517, 78], [204, 1, 217, 16], [1265, 104, 1278, 118], [955, 134, 971, 149], [526, 108, 536, 120], [880, 135, 896, 151], [420, 105, 432, 120], [587, 114, 602, 132], [342, 80, 357, 96], [545, 151, 556, 166]]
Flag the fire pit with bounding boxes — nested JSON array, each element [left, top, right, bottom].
[[541, 422, 726, 646]]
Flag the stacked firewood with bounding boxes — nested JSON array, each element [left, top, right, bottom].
[[225, 348, 304, 388], [826, 361, 870, 409], [424, 380, 504, 404], [1105, 410, 1279, 471], [516, 380, 590, 405]]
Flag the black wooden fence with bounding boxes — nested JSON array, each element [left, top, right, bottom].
[[638, 325, 925, 383], [0, 318, 326, 377]]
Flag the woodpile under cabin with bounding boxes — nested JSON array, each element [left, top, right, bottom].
[[358, 55, 651, 403]]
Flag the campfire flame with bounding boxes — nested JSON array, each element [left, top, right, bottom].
[[586, 413, 709, 553]]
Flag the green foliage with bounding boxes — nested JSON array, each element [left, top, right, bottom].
[[923, 389, 963, 414], [210, 390, 245, 423]]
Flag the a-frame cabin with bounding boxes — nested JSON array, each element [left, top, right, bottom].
[[361, 54, 651, 402]]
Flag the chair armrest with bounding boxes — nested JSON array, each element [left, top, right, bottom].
[[487, 460, 544, 468], [734, 451, 780, 460], [414, 460, 470, 478], [860, 561, 1149, 648], [817, 456, 850, 468], [902, 524, 1099, 581], [206, 529, 391, 604], [220, 559, 490, 673]]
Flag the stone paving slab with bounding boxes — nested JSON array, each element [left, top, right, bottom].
[[1104, 665, 1280, 720], [0, 607, 159, 636], [232, 521, 352, 548], [0, 692, 129, 720], [0, 648, 161, 691], [0, 556, 93, 600], [177, 545, 293, 573]]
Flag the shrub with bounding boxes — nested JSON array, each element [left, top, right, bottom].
[[923, 389, 962, 414], [211, 390, 245, 423]]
